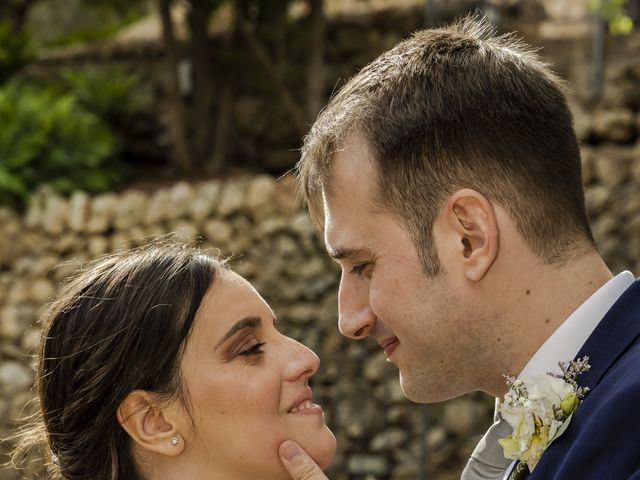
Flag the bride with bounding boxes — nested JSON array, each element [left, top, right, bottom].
[[12, 242, 336, 479]]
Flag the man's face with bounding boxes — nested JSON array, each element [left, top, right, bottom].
[[322, 135, 490, 403]]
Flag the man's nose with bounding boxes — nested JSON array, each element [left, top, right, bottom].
[[338, 273, 375, 339]]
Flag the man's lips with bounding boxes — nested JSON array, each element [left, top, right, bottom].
[[380, 337, 400, 358]]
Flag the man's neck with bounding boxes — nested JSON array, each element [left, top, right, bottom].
[[487, 249, 613, 396]]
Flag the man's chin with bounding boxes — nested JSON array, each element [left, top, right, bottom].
[[398, 371, 421, 402], [399, 371, 453, 404]]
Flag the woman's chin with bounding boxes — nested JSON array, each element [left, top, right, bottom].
[[299, 426, 337, 470]]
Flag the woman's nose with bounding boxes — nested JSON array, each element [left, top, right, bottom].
[[338, 272, 375, 339], [284, 338, 320, 382]]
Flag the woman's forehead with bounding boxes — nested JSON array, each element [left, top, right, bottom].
[[199, 270, 271, 323]]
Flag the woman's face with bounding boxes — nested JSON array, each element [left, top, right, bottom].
[[176, 270, 336, 479]]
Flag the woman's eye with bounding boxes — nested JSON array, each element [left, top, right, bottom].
[[239, 342, 265, 356]]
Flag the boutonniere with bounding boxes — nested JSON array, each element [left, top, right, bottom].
[[498, 356, 591, 479]]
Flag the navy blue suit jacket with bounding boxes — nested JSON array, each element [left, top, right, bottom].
[[523, 279, 640, 479]]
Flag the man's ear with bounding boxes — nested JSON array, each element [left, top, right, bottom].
[[439, 188, 499, 282], [117, 390, 185, 456]]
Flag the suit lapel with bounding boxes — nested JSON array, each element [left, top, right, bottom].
[[512, 279, 640, 480], [574, 278, 640, 392]]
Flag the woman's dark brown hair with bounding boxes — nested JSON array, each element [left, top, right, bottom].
[[11, 243, 224, 479]]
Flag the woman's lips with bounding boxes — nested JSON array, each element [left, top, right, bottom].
[[287, 388, 323, 415], [288, 399, 323, 415]]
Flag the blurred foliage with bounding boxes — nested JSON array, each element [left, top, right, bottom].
[[589, 0, 634, 35], [0, 81, 123, 210], [56, 65, 159, 169], [78, 0, 150, 18], [0, 12, 148, 210], [23, 0, 151, 47], [0, 20, 35, 85], [48, 10, 144, 47], [58, 65, 153, 127]]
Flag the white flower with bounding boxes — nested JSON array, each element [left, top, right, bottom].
[[498, 358, 590, 475]]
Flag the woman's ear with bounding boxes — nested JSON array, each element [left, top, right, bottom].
[[117, 390, 185, 456], [439, 188, 499, 282]]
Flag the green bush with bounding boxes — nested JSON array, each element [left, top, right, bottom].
[[57, 65, 159, 167], [0, 81, 124, 210], [59, 65, 153, 125], [46, 3, 150, 47]]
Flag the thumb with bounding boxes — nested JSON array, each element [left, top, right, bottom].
[[279, 440, 329, 480]]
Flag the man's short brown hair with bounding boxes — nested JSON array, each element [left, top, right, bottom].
[[297, 16, 594, 276]]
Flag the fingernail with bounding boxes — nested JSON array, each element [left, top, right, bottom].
[[281, 440, 301, 462]]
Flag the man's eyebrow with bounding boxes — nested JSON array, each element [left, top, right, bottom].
[[214, 316, 262, 350], [327, 246, 371, 260]]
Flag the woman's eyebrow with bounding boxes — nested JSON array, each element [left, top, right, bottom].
[[214, 316, 262, 350]]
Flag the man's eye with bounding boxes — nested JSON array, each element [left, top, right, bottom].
[[349, 263, 368, 275], [239, 342, 265, 356]]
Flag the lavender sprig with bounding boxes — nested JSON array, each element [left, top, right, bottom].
[[548, 355, 591, 401]]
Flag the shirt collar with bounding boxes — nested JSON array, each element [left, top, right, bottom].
[[518, 271, 635, 378]]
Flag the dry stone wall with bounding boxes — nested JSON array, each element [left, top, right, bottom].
[[0, 174, 496, 480], [1, 148, 640, 479]]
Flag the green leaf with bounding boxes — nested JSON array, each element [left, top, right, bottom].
[[549, 412, 574, 446]]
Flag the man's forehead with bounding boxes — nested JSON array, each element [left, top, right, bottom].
[[322, 188, 382, 261], [330, 135, 376, 182], [319, 133, 386, 254], [322, 149, 378, 210]]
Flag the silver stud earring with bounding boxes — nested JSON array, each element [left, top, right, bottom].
[[170, 436, 179, 446]]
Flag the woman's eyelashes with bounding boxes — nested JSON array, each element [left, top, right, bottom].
[[239, 341, 265, 356], [221, 336, 265, 363]]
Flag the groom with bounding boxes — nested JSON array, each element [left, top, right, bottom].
[[277, 16, 640, 480]]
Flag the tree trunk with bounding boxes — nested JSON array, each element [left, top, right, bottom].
[[208, 2, 241, 174], [273, 2, 287, 77], [189, 0, 215, 171], [158, 0, 192, 173], [306, 0, 325, 123], [0, 0, 40, 32], [209, 74, 232, 174], [236, 8, 307, 138]]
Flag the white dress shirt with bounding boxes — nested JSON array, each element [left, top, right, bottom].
[[500, 270, 635, 479]]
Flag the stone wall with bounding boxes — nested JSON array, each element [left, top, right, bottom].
[[2, 4, 640, 479], [0, 174, 497, 480], [2, 141, 640, 479]]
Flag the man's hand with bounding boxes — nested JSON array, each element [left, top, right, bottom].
[[279, 440, 330, 480]]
